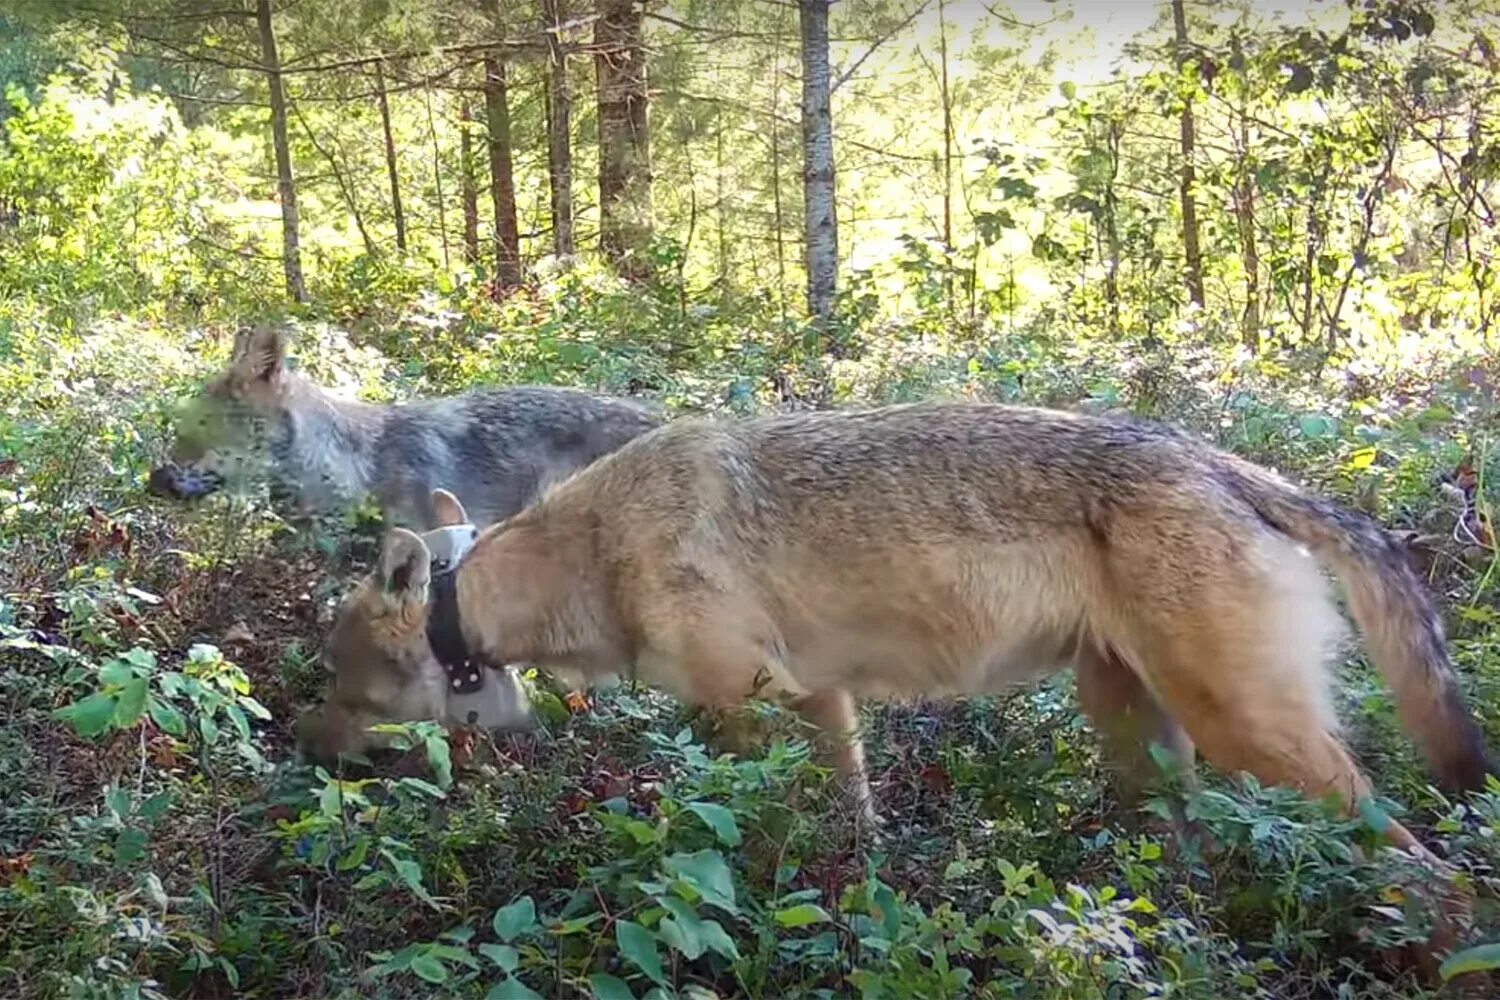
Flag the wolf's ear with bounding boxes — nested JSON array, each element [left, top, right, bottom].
[[380, 528, 432, 607], [431, 488, 469, 527], [239, 326, 288, 384], [230, 325, 253, 358]]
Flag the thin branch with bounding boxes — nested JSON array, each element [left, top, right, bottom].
[[72, 4, 251, 24], [281, 39, 543, 75], [644, 10, 776, 43], [832, 0, 932, 93]]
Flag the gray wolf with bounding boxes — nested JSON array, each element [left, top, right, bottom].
[[147, 325, 662, 530], [307, 402, 1493, 870]]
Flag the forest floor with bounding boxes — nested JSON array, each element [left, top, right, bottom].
[[4, 316, 1500, 1000]]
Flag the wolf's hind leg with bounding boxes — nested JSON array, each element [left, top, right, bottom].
[[1074, 645, 1195, 817], [1128, 565, 1443, 870]]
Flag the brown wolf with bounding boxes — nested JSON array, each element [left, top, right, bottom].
[[147, 325, 662, 530], [307, 402, 1492, 865]]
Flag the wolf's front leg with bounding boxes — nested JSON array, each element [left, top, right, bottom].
[[794, 688, 877, 832]]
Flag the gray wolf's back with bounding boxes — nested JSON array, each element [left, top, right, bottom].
[[378, 385, 661, 527]]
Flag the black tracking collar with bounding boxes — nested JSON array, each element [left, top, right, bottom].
[[426, 568, 487, 694]]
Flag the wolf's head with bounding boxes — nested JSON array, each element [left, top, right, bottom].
[[147, 325, 291, 502], [296, 489, 535, 763]]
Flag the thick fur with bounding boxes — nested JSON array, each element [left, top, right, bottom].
[[149, 326, 662, 529], [319, 402, 1493, 858]]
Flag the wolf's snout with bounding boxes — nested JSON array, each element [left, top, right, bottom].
[[147, 463, 224, 500]]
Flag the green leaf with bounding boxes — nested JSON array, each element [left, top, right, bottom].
[[121, 647, 157, 670], [698, 918, 740, 961], [139, 791, 173, 822], [1440, 943, 1500, 981], [657, 894, 739, 961], [397, 776, 447, 799], [1297, 414, 1333, 439], [99, 659, 135, 686], [320, 782, 343, 820], [590, 973, 637, 1000], [658, 915, 704, 961], [114, 677, 149, 727], [493, 895, 538, 943], [216, 957, 240, 990], [225, 702, 251, 743], [478, 943, 519, 973], [408, 953, 448, 984], [391, 857, 431, 903], [618, 817, 663, 845], [429, 944, 479, 970], [532, 689, 569, 726], [551, 913, 603, 935], [336, 838, 370, 872], [115, 828, 148, 865], [56, 692, 119, 737], [1059, 80, 1076, 100], [685, 802, 741, 846], [1357, 797, 1391, 835], [774, 903, 832, 928], [663, 850, 738, 913], [239, 695, 272, 720], [486, 976, 545, 1000], [616, 921, 665, 985], [424, 731, 453, 788]]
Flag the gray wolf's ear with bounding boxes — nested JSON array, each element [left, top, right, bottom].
[[380, 528, 432, 607], [432, 488, 469, 527], [231, 325, 253, 358], [242, 326, 288, 384]]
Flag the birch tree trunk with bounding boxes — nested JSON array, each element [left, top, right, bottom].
[[799, 0, 838, 328]]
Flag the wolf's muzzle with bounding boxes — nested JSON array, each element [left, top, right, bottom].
[[147, 463, 224, 500]]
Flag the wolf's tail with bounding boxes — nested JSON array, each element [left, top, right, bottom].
[[1221, 458, 1492, 793]]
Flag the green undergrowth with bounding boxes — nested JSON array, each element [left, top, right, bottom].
[[3, 286, 1500, 999]]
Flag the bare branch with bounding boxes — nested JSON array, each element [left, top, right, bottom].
[[832, 0, 932, 94]]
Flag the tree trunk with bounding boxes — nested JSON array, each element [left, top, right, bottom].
[[771, 8, 788, 324], [595, 0, 651, 279], [715, 86, 728, 289], [375, 61, 406, 252], [1104, 145, 1122, 338], [543, 0, 575, 257], [937, 0, 955, 319], [1235, 104, 1260, 350], [483, 53, 521, 289], [1170, 0, 1205, 309], [460, 100, 480, 267], [423, 83, 450, 269], [799, 0, 838, 330], [254, 0, 305, 302]]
